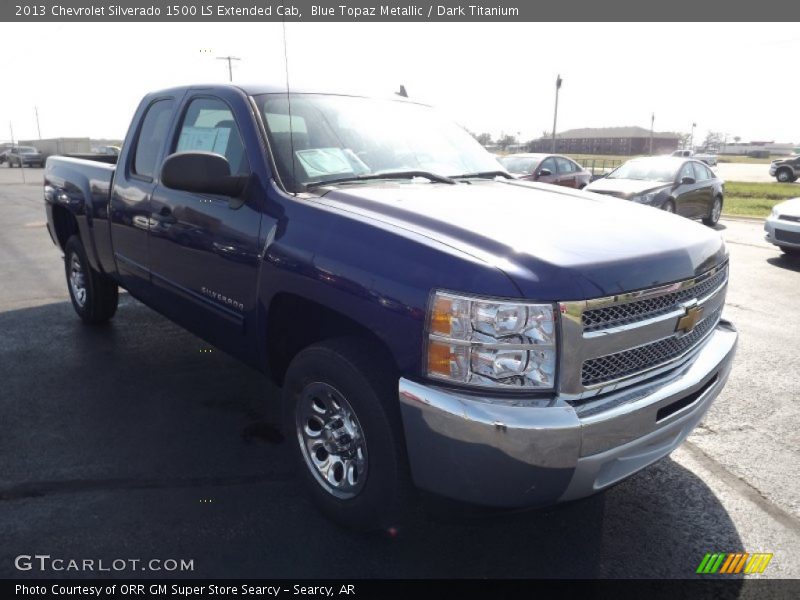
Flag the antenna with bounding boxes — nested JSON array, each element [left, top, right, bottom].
[[282, 21, 297, 194]]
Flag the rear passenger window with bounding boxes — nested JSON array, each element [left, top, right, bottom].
[[133, 99, 175, 179], [175, 97, 249, 176]]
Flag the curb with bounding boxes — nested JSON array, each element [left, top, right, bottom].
[[721, 214, 765, 223]]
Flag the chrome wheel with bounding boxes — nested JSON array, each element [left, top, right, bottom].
[[68, 253, 87, 307], [777, 170, 790, 183], [711, 198, 722, 223], [295, 382, 368, 499]]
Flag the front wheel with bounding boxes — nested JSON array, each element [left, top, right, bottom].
[[780, 246, 800, 257], [64, 235, 119, 324], [776, 169, 794, 183], [703, 196, 723, 227], [282, 338, 413, 531]]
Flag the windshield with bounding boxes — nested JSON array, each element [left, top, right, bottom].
[[499, 156, 539, 175], [19, 147, 38, 154], [608, 159, 678, 182], [256, 93, 502, 190]]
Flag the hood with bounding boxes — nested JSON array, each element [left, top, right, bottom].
[[776, 197, 800, 216], [585, 178, 671, 198], [313, 179, 727, 300]]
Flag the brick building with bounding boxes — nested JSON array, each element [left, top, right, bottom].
[[528, 126, 682, 155]]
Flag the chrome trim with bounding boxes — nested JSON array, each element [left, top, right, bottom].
[[427, 333, 555, 351], [398, 321, 737, 507], [558, 264, 729, 400]]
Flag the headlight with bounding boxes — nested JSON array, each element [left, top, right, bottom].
[[425, 291, 557, 390], [770, 207, 780, 219], [632, 191, 658, 204]]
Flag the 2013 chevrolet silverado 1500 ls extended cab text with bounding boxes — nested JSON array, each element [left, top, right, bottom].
[[44, 84, 737, 530]]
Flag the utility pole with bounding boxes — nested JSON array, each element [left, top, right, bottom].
[[9, 121, 14, 145], [649, 113, 655, 155], [551, 74, 562, 153], [34, 106, 42, 139], [216, 55, 241, 82], [690, 122, 696, 150]]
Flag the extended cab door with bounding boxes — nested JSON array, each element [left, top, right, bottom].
[[109, 97, 176, 295], [147, 93, 263, 353]]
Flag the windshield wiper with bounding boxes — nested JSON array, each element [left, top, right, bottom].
[[306, 170, 455, 190], [450, 170, 515, 180]]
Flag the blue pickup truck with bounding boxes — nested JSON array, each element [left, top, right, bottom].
[[44, 84, 737, 530]]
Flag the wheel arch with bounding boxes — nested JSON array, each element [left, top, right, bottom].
[[264, 292, 399, 387]]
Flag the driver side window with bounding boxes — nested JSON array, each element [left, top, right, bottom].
[[678, 163, 695, 182], [539, 157, 557, 175], [175, 97, 250, 176]]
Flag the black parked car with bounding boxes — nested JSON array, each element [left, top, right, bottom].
[[6, 146, 44, 168], [585, 157, 724, 227]]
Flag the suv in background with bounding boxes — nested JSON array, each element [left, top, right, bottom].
[[6, 146, 44, 168], [769, 155, 800, 183]]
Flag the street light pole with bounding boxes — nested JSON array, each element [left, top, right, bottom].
[[551, 74, 562, 153], [35, 106, 42, 139], [9, 121, 14, 145], [216, 56, 241, 82], [649, 113, 655, 155], [690, 122, 696, 150]]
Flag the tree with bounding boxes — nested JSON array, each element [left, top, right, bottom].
[[733, 136, 741, 143], [679, 132, 692, 149], [473, 132, 493, 146], [497, 134, 517, 151], [701, 131, 724, 152]]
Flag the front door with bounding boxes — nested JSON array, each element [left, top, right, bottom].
[[148, 94, 262, 352]]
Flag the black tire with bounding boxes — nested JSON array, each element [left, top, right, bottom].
[[780, 246, 800, 257], [282, 337, 414, 532], [776, 169, 794, 183], [64, 235, 119, 324], [703, 195, 723, 227], [661, 199, 676, 213]]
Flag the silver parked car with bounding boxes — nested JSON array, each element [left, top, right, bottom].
[[764, 197, 800, 256]]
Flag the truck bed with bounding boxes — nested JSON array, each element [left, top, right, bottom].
[[44, 155, 117, 275]]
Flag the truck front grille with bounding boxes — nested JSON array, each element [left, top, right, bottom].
[[582, 265, 727, 331], [581, 306, 723, 386], [558, 262, 728, 399]]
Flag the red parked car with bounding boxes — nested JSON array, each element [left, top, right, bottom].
[[498, 153, 592, 188]]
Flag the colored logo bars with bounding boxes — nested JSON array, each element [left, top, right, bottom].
[[696, 552, 773, 574]]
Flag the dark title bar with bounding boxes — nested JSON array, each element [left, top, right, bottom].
[[1, 0, 799, 21], [5, 579, 800, 600]]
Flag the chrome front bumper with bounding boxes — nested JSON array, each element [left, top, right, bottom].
[[398, 319, 737, 507]]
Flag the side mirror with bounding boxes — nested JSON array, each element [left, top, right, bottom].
[[680, 176, 696, 185], [537, 168, 553, 178], [161, 152, 247, 200]]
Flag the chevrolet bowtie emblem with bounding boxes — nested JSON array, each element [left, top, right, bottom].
[[676, 305, 704, 334]]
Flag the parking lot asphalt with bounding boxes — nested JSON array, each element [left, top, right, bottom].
[[0, 167, 798, 579]]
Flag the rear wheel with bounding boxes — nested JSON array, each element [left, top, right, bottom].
[[64, 235, 119, 324], [282, 338, 413, 531], [703, 196, 723, 227]]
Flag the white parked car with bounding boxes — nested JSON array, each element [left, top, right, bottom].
[[765, 197, 800, 256]]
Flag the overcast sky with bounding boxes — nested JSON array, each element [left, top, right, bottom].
[[0, 22, 798, 144]]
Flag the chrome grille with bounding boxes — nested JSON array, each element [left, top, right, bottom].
[[582, 265, 728, 331], [581, 307, 723, 386]]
